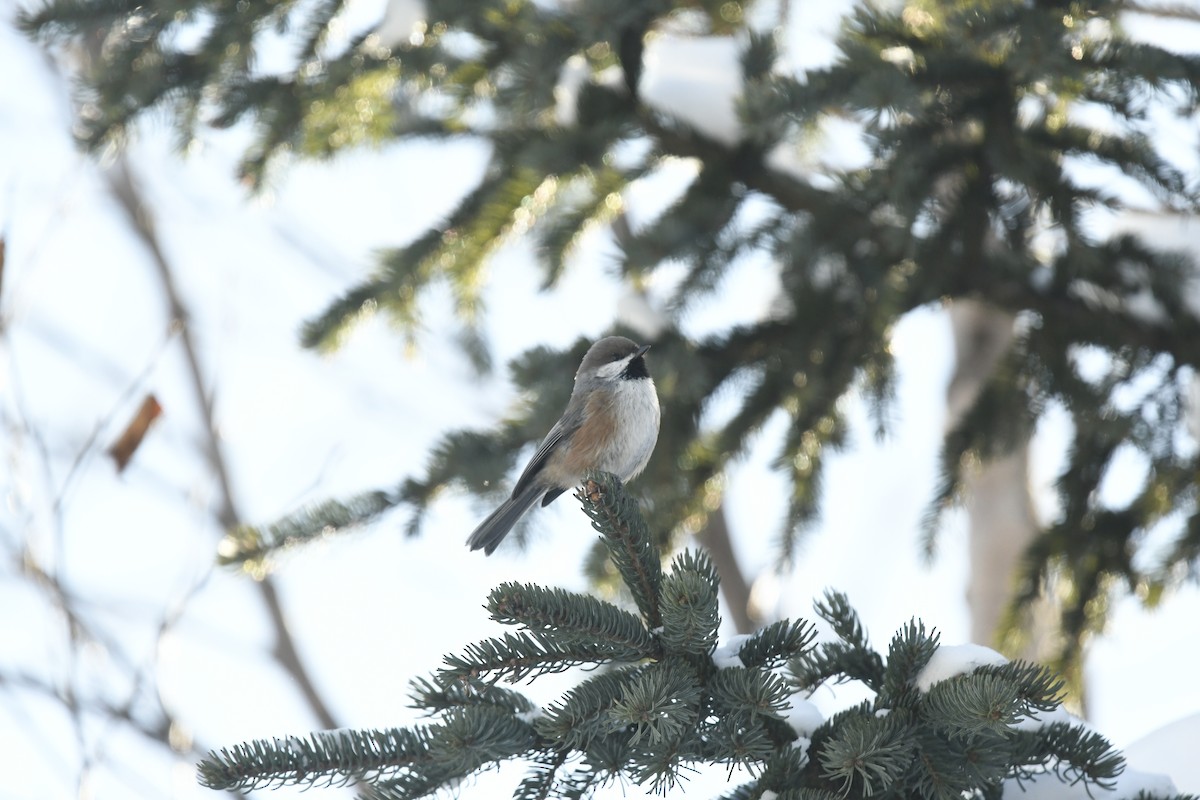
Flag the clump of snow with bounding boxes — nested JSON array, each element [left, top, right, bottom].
[[284, 735, 312, 767], [712, 633, 754, 669], [783, 697, 823, 738], [915, 643, 1008, 693], [1013, 703, 1076, 732], [791, 736, 812, 761], [1124, 712, 1200, 795], [516, 707, 543, 724]]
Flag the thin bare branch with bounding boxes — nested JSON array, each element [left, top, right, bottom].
[[104, 155, 340, 731]]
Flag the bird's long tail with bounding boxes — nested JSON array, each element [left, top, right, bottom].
[[466, 485, 544, 555]]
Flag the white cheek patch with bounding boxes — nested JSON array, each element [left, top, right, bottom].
[[595, 358, 629, 379]]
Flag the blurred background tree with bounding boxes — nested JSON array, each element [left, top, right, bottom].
[[9, 0, 1200, 792]]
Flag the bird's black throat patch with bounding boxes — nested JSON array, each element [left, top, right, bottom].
[[621, 355, 650, 380]]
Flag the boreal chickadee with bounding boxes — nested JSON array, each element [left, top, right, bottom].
[[466, 336, 660, 554]]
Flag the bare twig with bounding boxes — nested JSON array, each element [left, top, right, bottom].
[[2, 330, 93, 787], [105, 155, 340, 732], [1, 30, 301, 798]]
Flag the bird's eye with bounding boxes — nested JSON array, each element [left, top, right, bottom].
[[611, 353, 623, 362]]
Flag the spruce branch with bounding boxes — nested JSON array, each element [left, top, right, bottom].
[[708, 667, 792, 723], [608, 658, 703, 748], [536, 166, 640, 288], [357, 707, 538, 800], [735, 619, 818, 671], [1011, 721, 1126, 792], [792, 591, 885, 692], [537, 669, 645, 751], [791, 642, 885, 693], [511, 748, 571, 800], [813, 590, 871, 654], [974, 661, 1065, 717], [192, 485, 1130, 800], [576, 471, 663, 630], [703, 716, 779, 770], [300, 164, 544, 351], [487, 581, 660, 656], [1124, 1, 1200, 23], [423, 706, 538, 777], [659, 549, 722, 658], [880, 620, 940, 705], [407, 675, 536, 717], [815, 711, 915, 796], [440, 631, 636, 684], [197, 728, 432, 792], [218, 490, 395, 575], [295, 0, 348, 61], [617, 160, 741, 289], [910, 725, 1010, 800], [922, 672, 1026, 740]]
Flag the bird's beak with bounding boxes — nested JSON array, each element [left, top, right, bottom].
[[634, 344, 651, 358]]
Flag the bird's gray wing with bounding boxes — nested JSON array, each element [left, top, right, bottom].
[[510, 404, 584, 499]]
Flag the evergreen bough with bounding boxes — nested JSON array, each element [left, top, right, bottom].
[[196, 474, 1157, 799]]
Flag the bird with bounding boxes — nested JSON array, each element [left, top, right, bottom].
[[467, 336, 661, 555]]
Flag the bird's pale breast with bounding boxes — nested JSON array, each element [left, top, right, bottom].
[[548, 379, 659, 484]]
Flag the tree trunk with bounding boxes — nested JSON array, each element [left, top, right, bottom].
[[946, 301, 1057, 664]]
